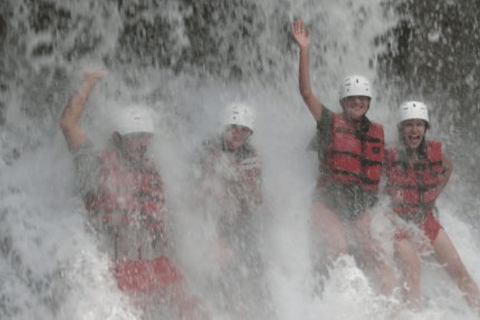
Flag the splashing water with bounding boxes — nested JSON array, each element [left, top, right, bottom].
[[1, 0, 480, 319]]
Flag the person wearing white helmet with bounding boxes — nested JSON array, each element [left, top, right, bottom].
[[60, 70, 209, 320], [292, 20, 398, 298], [385, 101, 480, 312], [195, 102, 270, 319], [221, 102, 255, 150]]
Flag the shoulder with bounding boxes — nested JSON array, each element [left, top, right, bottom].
[[70, 140, 95, 156], [364, 117, 384, 136], [71, 141, 101, 167], [196, 135, 221, 158], [425, 139, 443, 161], [425, 139, 443, 155], [426, 139, 442, 150], [195, 135, 223, 167], [369, 119, 384, 131], [308, 109, 335, 152], [316, 105, 334, 129]]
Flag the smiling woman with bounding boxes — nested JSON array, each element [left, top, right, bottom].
[[4, 0, 480, 318], [399, 119, 427, 150], [397, 101, 429, 151], [385, 100, 480, 314]]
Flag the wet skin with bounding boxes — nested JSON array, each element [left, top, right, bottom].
[[399, 119, 427, 150], [223, 124, 252, 151], [342, 96, 370, 120]]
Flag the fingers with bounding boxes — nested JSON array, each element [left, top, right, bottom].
[[292, 20, 304, 32], [81, 63, 107, 81], [84, 70, 106, 80], [82, 70, 106, 88], [292, 20, 306, 35]]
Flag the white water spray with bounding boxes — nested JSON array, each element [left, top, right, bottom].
[[1, 0, 479, 319]]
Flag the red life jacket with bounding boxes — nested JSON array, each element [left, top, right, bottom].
[[115, 256, 182, 293], [204, 136, 263, 206], [322, 113, 385, 193], [84, 146, 166, 232], [386, 140, 445, 221], [83, 146, 181, 293]]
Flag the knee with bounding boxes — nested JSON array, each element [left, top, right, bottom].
[[395, 241, 421, 271]]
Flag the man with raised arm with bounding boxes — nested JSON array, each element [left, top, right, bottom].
[[60, 70, 208, 319]]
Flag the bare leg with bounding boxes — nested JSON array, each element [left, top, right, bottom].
[[394, 238, 422, 309], [433, 229, 480, 314], [352, 212, 398, 297], [311, 201, 348, 260]]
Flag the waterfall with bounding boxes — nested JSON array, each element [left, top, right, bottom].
[[1, 0, 479, 319]]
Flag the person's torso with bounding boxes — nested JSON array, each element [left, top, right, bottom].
[[84, 146, 167, 260], [320, 113, 385, 194], [202, 136, 263, 238], [204, 135, 261, 199], [386, 140, 445, 222]]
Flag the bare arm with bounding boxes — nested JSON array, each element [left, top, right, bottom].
[[292, 20, 324, 121], [60, 70, 105, 149]]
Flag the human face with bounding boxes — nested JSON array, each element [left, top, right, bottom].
[[224, 124, 252, 151], [399, 119, 426, 150], [120, 132, 153, 163], [342, 96, 370, 120]]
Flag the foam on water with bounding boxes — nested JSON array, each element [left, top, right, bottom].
[[1, 0, 479, 319]]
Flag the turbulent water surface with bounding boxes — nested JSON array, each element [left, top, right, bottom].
[[1, 0, 480, 319]]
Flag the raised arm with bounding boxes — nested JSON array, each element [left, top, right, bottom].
[[60, 70, 105, 149], [292, 20, 324, 121]]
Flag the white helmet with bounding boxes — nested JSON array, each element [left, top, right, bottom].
[[339, 75, 372, 100], [115, 105, 155, 135], [398, 101, 429, 125], [223, 102, 255, 132]]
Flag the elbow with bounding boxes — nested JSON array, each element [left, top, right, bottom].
[[59, 113, 70, 133], [59, 114, 67, 129], [59, 97, 74, 131], [299, 86, 313, 101]]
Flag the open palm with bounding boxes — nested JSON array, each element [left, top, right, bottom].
[[83, 70, 106, 84], [292, 20, 311, 49]]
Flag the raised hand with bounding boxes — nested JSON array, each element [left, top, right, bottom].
[[292, 20, 311, 50], [60, 68, 107, 149], [82, 69, 106, 88]]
